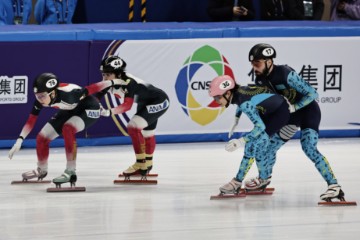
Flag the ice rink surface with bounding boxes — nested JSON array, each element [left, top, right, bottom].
[[0, 138, 359, 240]]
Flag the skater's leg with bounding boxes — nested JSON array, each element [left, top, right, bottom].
[[219, 140, 257, 194], [22, 123, 58, 180], [301, 128, 337, 185], [53, 105, 99, 185], [62, 121, 83, 171], [266, 124, 297, 176], [124, 115, 148, 175], [36, 123, 59, 170], [245, 133, 273, 190], [143, 129, 155, 172]]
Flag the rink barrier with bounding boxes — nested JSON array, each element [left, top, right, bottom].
[[1, 129, 359, 149], [1, 21, 360, 41]]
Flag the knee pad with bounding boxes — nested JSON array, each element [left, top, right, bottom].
[[279, 124, 297, 141], [128, 115, 148, 129]]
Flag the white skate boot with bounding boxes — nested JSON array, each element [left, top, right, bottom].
[[219, 178, 242, 194], [123, 161, 148, 176], [22, 167, 48, 181], [245, 176, 271, 191], [53, 169, 77, 187], [320, 184, 344, 202]]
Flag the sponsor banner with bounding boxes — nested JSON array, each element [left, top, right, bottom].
[[100, 38, 360, 135], [0, 41, 91, 139], [1, 38, 359, 140], [0, 75, 28, 104]]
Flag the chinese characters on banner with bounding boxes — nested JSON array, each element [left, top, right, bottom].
[[0, 76, 28, 104]]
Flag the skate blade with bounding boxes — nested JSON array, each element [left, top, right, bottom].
[[118, 173, 158, 178], [243, 187, 274, 195], [11, 180, 51, 184], [113, 179, 157, 185], [47, 187, 86, 192], [318, 201, 357, 206], [210, 192, 246, 200]]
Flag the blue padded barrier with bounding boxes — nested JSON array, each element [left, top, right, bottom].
[[1, 21, 360, 42]]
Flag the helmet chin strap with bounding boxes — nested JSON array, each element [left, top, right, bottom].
[[262, 59, 273, 77], [49, 90, 57, 105], [223, 92, 233, 108]]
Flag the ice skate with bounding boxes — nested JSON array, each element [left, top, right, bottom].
[[244, 176, 274, 195], [318, 184, 356, 206], [115, 162, 157, 185], [47, 169, 85, 192], [123, 162, 148, 176], [11, 168, 51, 184], [118, 160, 158, 178], [211, 178, 245, 200]]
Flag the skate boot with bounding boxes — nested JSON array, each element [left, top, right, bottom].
[[53, 169, 77, 188], [123, 161, 148, 177], [219, 178, 242, 194], [245, 176, 271, 191], [22, 167, 48, 181], [320, 184, 344, 202]]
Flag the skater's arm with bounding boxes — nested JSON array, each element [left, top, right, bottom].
[[108, 97, 134, 115], [8, 113, 39, 160], [240, 102, 266, 142], [287, 71, 318, 111], [228, 107, 243, 138], [18, 114, 38, 140], [84, 79, 125, 96]]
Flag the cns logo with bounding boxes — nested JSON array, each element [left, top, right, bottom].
[[175, 45, 234, 126]]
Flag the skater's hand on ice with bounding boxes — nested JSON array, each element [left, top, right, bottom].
[[228, 117, 239, 138], [225, 137, 246, 152], [8, 137, 23, 159]]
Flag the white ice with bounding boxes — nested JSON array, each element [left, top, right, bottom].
[[0, 138, 359, 240]]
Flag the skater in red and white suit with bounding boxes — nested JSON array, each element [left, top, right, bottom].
[[8, 73, 121, 185], [96, 55, 170, 177]]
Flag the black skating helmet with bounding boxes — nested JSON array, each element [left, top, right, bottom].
[[100, 55, 127, 77], [33, 73, 59, 93], [248, 43, 276, 61]]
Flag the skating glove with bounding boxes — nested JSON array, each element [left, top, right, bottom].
[[228, 117, 239, 138], [100, 104, 111, 117], [225, 137, 246, 152], [283, 97, 296, 113], [8, 137, 23, 159]]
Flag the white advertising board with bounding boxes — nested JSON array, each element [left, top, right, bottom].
[[105, 37, 360, 135]]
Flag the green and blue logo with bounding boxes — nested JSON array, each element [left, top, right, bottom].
[[175, 45, 235, 126]]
